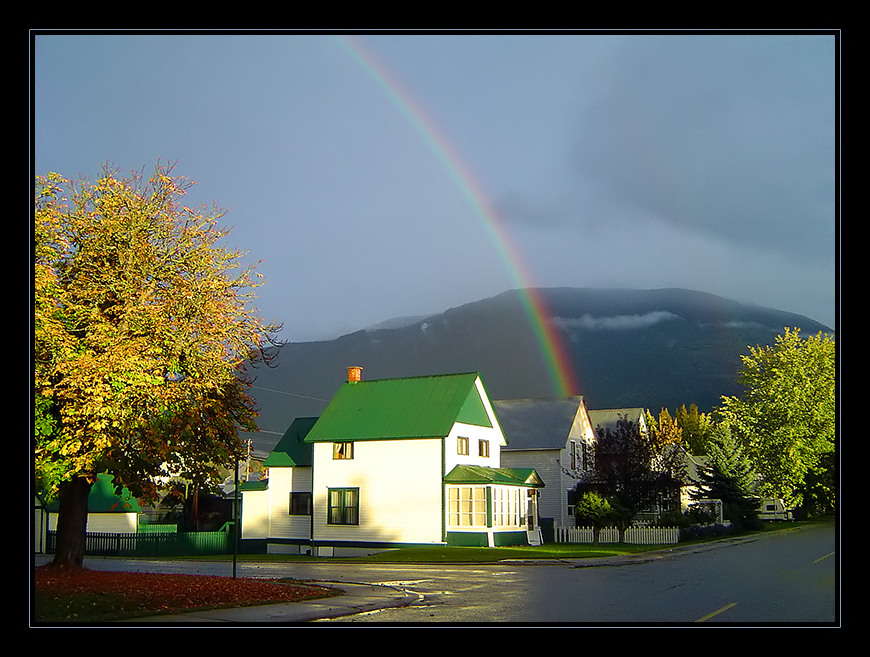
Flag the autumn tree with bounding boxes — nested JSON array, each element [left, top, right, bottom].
[[34, 164, 281, 567], [675, 403, 714, 456], [717, 328, 836, 511]]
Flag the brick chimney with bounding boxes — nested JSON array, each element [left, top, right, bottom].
[[347, 366, 363, 383]]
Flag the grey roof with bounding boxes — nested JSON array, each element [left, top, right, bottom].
[[587, 408, 646, 434], [493, 397, 586, 451]]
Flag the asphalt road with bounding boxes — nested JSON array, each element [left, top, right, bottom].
[[38, 521, 838, 626]]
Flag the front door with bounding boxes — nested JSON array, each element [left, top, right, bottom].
[[526, 490, 537, 531]]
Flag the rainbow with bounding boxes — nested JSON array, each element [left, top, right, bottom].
[[334, 35, 580, 398]]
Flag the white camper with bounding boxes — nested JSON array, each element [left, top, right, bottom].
[[758, 498, 793, 521]]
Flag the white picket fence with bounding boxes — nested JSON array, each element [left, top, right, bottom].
[[555, 524, 680, 545]]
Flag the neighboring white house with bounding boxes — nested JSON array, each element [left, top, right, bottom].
[[240, 416, 317, 552], [495, 397, 597, 534], [36, 474, 143, 552], [242, 368, 545, 556], [586, 408, 648, 440]]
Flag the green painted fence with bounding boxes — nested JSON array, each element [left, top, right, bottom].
[[46, 523, 236, 557]]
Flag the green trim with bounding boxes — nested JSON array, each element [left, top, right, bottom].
[[446, 531, 489, 547], [493, 531, 528, 547], [441, 436, 447, 543], [239, 480, 269, 492], [312, 540, 447, 550]]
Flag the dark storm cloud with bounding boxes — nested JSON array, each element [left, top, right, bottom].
[[570, 35, 835, 264]]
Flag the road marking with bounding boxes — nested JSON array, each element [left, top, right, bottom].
[[813, 552, 834, 564], [695, 602, 737, 623]]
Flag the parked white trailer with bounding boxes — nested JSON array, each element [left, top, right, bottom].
[[758, 498, 793, 521]]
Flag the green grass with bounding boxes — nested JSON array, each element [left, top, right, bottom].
[[206, 541, 679, 564], [133, 518, 831, 565]]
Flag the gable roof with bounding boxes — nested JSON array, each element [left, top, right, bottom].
[[587, 408, 647, 435], [45, 474, 142, 513], [494, 397, 586, 450], [304, 372, 492, 443], [444, 464, 545, 488], [264, 417, 318, 467]]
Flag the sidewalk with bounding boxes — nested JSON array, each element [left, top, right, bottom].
[[126, 581, 419, 624]]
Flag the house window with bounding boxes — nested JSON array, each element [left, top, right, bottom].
[[327, 488, 359, 525], [333, 442, 354, 460], [570, 440, 577, 470], [289, 492, 312, 516], [478, 439, 490, 458], [493, 487, 522, 527], [448, 486, 487, 527], [457, 436, 469, 455]]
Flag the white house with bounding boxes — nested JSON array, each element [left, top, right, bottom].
[[242, 368, 545, 556], [495, 397, 597, 535], [36, 474, 143, 553]]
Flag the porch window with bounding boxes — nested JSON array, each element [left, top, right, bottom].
[[457, 436, 469, 455], [327, 488, 359, 525], [288, 492, 312, 516], [333, 441, 354, 460], [493, 487, 522, 527], [448, 486, 487, 527]]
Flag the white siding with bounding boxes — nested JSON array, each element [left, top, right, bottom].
[[241, 488, 270, 539], [445, 421, 502, 472], [267, 466, 313, 540], [500, 449, 566, 522], [312, 438, 444, 545], [47, 512, 138, 533], [500, 408, 595, 528]]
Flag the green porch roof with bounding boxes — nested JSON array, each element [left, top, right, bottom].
[[444, 464, 545, 488], [264, 417, 318, 467], [304, 372, 492, 443]]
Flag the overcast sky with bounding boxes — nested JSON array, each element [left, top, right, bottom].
[[33, 31, 837, 341]]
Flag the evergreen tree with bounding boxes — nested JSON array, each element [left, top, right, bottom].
[[693, 424, 760, 528]]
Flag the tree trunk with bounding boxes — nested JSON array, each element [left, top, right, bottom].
[[51, 476, 93, 568]]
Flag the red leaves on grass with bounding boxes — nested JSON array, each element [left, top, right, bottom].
[[35, 565, 336, 620]]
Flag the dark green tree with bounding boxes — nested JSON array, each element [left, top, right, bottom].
[[692, 423, 760, 528], [573, 491, 612, 546]]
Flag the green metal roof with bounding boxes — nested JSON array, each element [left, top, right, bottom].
[[45, 474, 142, 513], [444, 464, 545, 488], [304, 372, 492, 443], [264, 417, 318, 467]]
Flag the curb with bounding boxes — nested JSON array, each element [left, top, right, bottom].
[[125, 581, 418, 623]]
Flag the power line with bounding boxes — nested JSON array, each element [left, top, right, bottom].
[[250, 385, 330, 403]]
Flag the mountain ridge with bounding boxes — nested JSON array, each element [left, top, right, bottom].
[[243, 287, 833, 454]]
